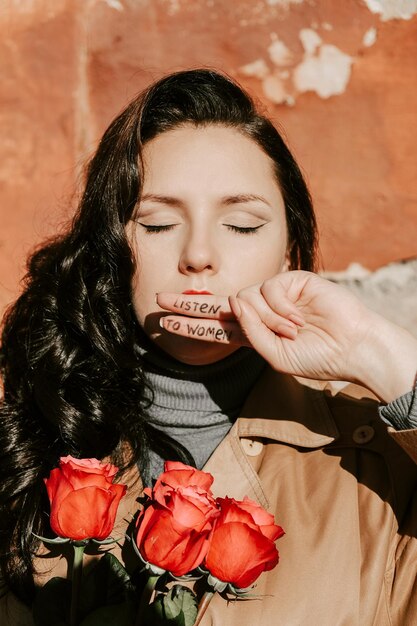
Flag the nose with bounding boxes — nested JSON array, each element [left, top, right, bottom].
[[178, 227, 219, 275]]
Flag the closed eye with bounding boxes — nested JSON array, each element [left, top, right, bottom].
[[138, 223, 177, 233], [225, 224, 265, 234]]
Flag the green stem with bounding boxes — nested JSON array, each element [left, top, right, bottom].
[[194, 591, 215, 626], [70, 543, 86, 626], [135, 575, 159, 626]]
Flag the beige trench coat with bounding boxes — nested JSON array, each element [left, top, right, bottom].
[[2, 368, 417, 625], [198, 368, 417, 626]]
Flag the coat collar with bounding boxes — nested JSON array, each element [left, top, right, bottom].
[[204, 367, 340, 508], [237, 366, 339, 448]]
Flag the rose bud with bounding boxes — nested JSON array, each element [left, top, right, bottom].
[[136, 462, 219, 577], [204, 496, 284, 589], [44, 456, 127, 541]]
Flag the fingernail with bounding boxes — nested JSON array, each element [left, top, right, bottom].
[[288, 314, 305, 327], [229, 296, 242, 319], [159, 317, 165, 328]]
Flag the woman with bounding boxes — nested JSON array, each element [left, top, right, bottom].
[[1, 69, 416, 625]]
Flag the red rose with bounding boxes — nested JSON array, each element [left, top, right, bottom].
[[44, 456, 127, 541], [136, 462, 219, 576], [204, 496, 284, 589]]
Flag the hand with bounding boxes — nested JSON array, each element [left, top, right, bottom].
[[157, 271, 417, 401]]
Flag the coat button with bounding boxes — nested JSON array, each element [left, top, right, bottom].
[[241, 438, 264, 456], [352, 425, 375, 444]]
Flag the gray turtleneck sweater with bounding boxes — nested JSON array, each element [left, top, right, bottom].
[[137, 343, 266, 484], [136, 339, 417, 485]]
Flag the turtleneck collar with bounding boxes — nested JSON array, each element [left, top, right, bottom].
[[136, 336, 266, 425], [135, 335, 266, 481]]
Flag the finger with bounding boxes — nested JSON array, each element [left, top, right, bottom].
[[259, 275, 308, 325], [159, 315, 251, 347], [232, 289, 300, 336], [230, 296, 298, 341], [230, 298, 297, 372], [156, 293, 234, 320]]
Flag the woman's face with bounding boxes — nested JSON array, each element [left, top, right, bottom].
[[126, 125, 288, 365]]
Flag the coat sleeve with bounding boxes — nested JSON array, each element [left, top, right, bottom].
[[333, 380, 417, 464]]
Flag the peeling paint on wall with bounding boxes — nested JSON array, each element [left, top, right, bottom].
[[268, 38, 293, 65], [104, 0, 124, 10], [240, 58, 270, 79], [265, 0, 304, 5], [299, 28, 322, 55], [2, 0, 67, 19], [239, 24, 354, 105], [293, 43, 353, 98], [362, 26, 377, 46], [160, 0, 181, 16], [363, 0, 417, 21], [262, 74, 295, 104]]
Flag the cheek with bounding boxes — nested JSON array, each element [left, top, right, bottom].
[[130, 254, 174, 327], [229, 234, 287, 285], [260, 227, 288, 275], [129, 272, 145, 326], [126, 229, 167, 328]]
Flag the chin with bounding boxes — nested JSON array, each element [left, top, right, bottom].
[[154, 333, 239, 365]]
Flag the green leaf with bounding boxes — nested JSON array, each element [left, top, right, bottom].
[[148, 585, 198, 626], [33, 554, 138, 626], [32, 577, 71, 626], [78, 553, 137, 618]]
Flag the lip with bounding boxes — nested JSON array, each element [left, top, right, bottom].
[[182, 290, 213, 295]]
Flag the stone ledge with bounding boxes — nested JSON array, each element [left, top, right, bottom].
[[323, 257, 417, 337]]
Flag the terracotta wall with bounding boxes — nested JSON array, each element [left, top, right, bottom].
[[1, 0, 416, 313]]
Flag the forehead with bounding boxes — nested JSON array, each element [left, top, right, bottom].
[[140, 124, 280, 194]]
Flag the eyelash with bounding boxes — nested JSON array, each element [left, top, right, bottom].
[[139, 224, 176, 234], [225, 224, 264, 235], [138, 224, 264, 235]]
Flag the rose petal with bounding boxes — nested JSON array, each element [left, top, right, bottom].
[[164, 530, 211, 575], [60, 456, 118, 479], [63, 468, 113, 490], [205, 521, 279, 588], [51, 486, 118, 540], [137, 508, 210, 575], [216, 497, 284, 541], [167, 492, 218, 529], [44, 469, 73, 503], [177, 485, 216, 504], [106, 483, 127, 528], [159, 463, 214, 491], [216, 498, 261, 530], [239, 497, 284, 541], [152, 483, 216, 512], [135, 505, 159, 548]]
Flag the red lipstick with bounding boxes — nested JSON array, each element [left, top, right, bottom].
[[182, 290, 213, 295]]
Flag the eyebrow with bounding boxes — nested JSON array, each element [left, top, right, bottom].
[[140, 194, 184, 207], [221, 194, 271, 207], [140, 193, 271, 207]]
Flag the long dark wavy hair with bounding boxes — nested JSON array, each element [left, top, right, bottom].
[[0, 68, 318, 603]]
